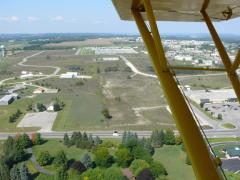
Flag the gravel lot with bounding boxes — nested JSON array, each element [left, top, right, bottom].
[[17, 112, 57, 132]]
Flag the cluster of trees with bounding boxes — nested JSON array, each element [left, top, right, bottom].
[[104, 66, 119, 72], [63, 132, 102, 150], [37, 150, 67, 167], [150, 129, 181, 148], [36, 103, 47, 112], [9, 164, 30, 180], [119, 132, 167, 179], [23, 44, 73, 51], [68, 132, 167, 179], [36, 150, 72, 180], [68, 66, 84, 72], [75, 81, 85, 86], [27, 98, 65, 113], [181, 144, 192, 166], [62, 131, 169, 179], [101, 108, 112, 119], [80, 167, 124, 180], [9, 109, 22, 123], [53, 98, 65, 112], [0, 133, 43, 180]]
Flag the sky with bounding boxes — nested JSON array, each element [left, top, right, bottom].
[[0, 0, 240, 35]]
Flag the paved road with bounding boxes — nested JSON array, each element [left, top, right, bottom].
[[120, 55, 227, 80], [120, 55, 158, 78], [0, 77, 15, 85], [0, 129, 240, 140], [75, 48, 81, 56], [210, 141, 240, 148], [1, 51, 61, 86], [18, 51, 61, 75]]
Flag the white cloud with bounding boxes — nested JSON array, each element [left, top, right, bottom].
[[0, 16, 20, 22], [52, 16, 64, 21], [27, 16, 38, 22]]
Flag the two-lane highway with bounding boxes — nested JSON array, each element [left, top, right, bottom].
[[0, 129, 239, 140]]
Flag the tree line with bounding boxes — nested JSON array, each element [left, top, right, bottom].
[[0, 133, 43, 180]]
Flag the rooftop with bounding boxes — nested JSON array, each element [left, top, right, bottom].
[[226, 147, 240, 157], [186, 89, 237, 101], [222, 158, 240, 172], [0, 95, 14, 102]]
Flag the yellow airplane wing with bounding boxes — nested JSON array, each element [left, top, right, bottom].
[[112, 0, 240, 21]]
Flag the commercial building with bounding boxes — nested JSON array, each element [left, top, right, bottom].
[[86, 47, 138, 55], [7, 84, 26, 94], [33, 87, 46, 94], [102, 57, 119, 61], [0, 45, 6, 58], [60, 72, 78, 79], [0, 95, 14, 105], [20, 73, 34, 79], [185, 89, 237, 105]]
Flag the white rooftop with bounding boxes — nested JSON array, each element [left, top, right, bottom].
[[186, 89, 237, 100]]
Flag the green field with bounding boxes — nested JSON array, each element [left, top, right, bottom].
[[208, 137, 240, 143], [222, 123, 236, 129], [33, 139, 87, 161], [153, 145, 195, 180]]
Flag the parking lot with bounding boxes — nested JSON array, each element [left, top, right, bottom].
[[17, 112, 57, 132], [204, 103, 240, 120]]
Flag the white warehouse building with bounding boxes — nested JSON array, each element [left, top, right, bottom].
[[185, 89, 237, 105], [60, 72, 78, 79], [0, 95, 15, 106]]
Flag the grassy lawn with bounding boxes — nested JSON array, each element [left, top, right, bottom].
[[179, 74, 231, 90], [222, 123, 236, 129], [49, 78, 105, 131], [33, 139, 87, 161], [208, 137, 240, 143], [153, 145, 195, 180], [141, 108, 175, 129]]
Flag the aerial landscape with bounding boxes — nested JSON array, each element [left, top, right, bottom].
[[0, 0, 240, 180]]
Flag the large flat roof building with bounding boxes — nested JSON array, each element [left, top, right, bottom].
[[185, 89, 237, 105], [0, 95, 14, 106]]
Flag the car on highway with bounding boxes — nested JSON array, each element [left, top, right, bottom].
[[112, 131, 119, 136]]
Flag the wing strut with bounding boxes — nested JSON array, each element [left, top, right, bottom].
[[131, 0, 224, 179]]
